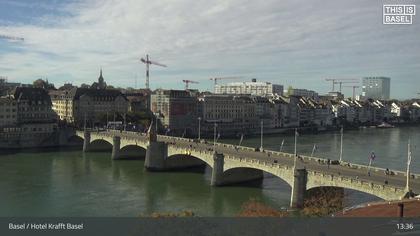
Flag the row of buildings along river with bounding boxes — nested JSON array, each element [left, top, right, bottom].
[[0, 71, 420, 148]]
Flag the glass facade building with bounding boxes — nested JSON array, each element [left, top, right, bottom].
[[361, 77, 390, 100]]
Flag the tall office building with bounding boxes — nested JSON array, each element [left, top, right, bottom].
[[361, 77, 390, 100]]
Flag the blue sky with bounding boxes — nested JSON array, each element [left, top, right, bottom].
[[0, 0, 419, 99]]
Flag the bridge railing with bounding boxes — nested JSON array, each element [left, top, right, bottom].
[[338, 161, 420, 179], [307, 170, 405, 193]]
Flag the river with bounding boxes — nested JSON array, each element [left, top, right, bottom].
[[0, 126, 419, 216]]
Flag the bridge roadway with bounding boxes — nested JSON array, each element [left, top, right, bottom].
[[77, 130, 419, 208]]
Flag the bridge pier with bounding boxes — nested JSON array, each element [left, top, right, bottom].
[[83, 131, 91, 152], [145, 141, 167, 171], [290, 168, 308, 209], [211, 153, 224, 186], [111, 136, 121, 160]]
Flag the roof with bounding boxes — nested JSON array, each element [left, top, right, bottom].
[[154, 89, 193, 98], [68, 87, 127, 101], [13, 87, 52, 104], [223, 82, 273, 86]]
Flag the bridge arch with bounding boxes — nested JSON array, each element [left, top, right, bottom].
[[119, 144, 147, 159], [307, 177, 404, 200], [120, 140, 148, 150], [223, 162, 294, 187], [306, 186, 382, 205], [89, 139, 113, 151], [67, 135, 84, 144], [166, 153, 213, 170], [166, 146, 215, 169], [222, 167, 292, 187]]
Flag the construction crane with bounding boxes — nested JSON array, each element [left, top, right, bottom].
[[139, 54, 167, 90], [0, 34, 24, 41], [325, 78, 359, 92], [209, 76, 242, 92], [343, 85, 360, 100], [182, 80, 199, 90], [334, 81, 359, 93]]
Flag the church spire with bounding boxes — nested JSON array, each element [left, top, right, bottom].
[[97, 67, 106, 89], [99, 67, 103, 80]]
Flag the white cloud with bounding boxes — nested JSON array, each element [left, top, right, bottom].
[[0, 0, 419, 98]]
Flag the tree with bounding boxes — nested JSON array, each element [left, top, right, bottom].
[[80, 83, 90, 88], [237, 198, 288, 217], [33, 78, 55, 90], [301, 187, 346, 217]]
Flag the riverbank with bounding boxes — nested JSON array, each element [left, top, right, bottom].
[[0, 127, 82, 152]]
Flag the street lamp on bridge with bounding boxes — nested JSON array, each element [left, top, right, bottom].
[[213, 123, 218, 152], [84, 112, 87, 131], [106, 112, 109, 130], [198, 117, 201, 140], [123, 113, 127, 131], [406, 139, 413, 192], [339, 126, 344, 162], [113, 112, 116, 130], [293, 128, 298, 169], [260, 120, 264, 152]]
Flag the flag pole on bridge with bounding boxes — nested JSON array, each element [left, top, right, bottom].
[[293, 128, 298, 169], [213, 123, 217, 152], [339, 126, 344, 162], [198, 117, 201, 140], [280, 139, 284, 152], [123, 113, 127, 131], [84, 112, 87, 131], [113, 113, 116, 130], [260, 120, 264, 152], [311, 144, 316, 157], [147, 120, 153, 134], [406, 139, 412, 192], [106, 112, 109, 130], [238, 133, 244, 146], [294, 128, 298, 156]]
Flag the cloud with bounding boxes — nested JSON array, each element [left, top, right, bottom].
[[0, 0, 419, 98]]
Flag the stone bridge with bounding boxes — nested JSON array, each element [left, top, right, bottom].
[[76, 130, 419, 208]]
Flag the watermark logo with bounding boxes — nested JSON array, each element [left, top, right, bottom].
[[383, 5, 416, 24]]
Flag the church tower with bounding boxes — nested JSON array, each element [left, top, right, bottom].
[[97, 68, 107, 89]]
